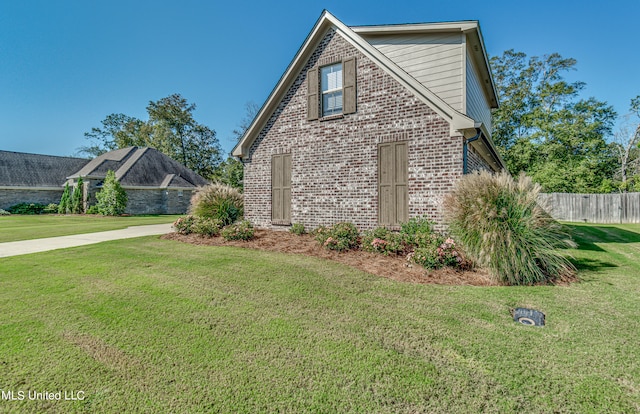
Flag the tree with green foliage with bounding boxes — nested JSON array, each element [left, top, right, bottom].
[[71, 176, 84, 214], [95, 170, 128, 215], [211, 157, 243, 190], [58, 183, 71, 214], [490, 50, 617, 193], [80, 94, 222, 179]]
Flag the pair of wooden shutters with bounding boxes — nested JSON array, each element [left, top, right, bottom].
[[378, 142, 408, 226], [307, 57, 357, 120], [272, 154, 291, 224]]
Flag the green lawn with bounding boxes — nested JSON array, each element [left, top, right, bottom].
[[0, 224, 638, 412], [0, 215, 179, 243]]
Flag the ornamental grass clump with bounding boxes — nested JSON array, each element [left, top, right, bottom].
[[190, 183, 243, 226], [444, 170, 575, 285]]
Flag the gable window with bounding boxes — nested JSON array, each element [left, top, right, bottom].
[[321, 63, 343, 116], [307, 57, 356, 120]]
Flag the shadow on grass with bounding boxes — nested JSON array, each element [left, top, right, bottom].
[[567, 256, 617, 273], [564, 224, 640, 252]]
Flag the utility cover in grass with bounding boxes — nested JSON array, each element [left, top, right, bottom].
[[512, 308, 545, 326]]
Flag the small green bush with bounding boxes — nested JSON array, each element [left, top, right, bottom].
[[58, 183, 71, 214], [95, 170, 128, 216], [190, 183, 243, 226], [0, 209, 10, 216], [86, 205, 100, 215], [43, 203, 59, 214], [400, 216, 434, 245], [221, 220, 255, 241], [361, 227, 404, 255], [290, 223, 306, 235], [192, 217, 223, 237], [407, 234, 465, 269], [314, 222, 359, 252], [444, 170, 575, 285], [8, 203, 46, 215], [173, 215, 196, 235], [71, 177, 84, 214]]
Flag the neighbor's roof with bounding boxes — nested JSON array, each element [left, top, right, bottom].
[[233, 10, 500, 162], [68, 147, 209, 188], [0, 150, 89, 188]]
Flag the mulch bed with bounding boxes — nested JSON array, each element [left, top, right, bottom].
[[162, 229, 498, 286]]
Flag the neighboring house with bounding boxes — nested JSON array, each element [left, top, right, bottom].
[[233, 11, 505, 230], [0, 146, 209, 214], [0, 151, 89, 209]]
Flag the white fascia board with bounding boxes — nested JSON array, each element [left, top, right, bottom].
[[351, 21, 478, 34]]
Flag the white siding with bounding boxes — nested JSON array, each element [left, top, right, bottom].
[[363, 33, 464, 111], [465, 49, 492, 133]]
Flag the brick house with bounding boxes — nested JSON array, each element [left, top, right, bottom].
[[0, 147, 208, 214], [233, 11, 504, 230]]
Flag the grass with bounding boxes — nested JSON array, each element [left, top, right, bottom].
[[0, 224, 638, 412], [0, 215, 179, 243]]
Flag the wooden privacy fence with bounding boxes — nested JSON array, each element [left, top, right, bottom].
[[539, 193, 640, 224]]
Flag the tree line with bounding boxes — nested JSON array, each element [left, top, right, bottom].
[[81, 52, 639, 194]]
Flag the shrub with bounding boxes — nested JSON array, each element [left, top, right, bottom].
[[95, 170, 128, 216], [190, 183, 243, 226], [407, 233, 465, 269], [0, 209, 10, 216], [43, 203, 59, 214], [400, 216, 434, 245], [361, 227, 404, 255], [290, 223, 306, 235], [444, 170, 575, 285], [173, 215, 196, 235], [58, 183, 71, 214], [8, 203, 46, 215], [71, 177, 84, 214], [221, 220, 255, 241], [192, 217, 223, 237], [314, 222, 360, 252], [86, 205, 100, 215]]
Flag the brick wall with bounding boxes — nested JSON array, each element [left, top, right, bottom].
[[0, 188, 63, 210], [124, 188, 193, 215], [466, 146, 493, 173], [243, 29, 464, 231]]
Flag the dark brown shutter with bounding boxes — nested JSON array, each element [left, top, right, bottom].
[[307, 67, 319, 121], [343, 57, 356, 114], [378, 142, 408, 226], [272, 154, 292, 223]]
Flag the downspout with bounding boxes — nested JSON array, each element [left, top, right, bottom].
[[463, 128, 482, 174]]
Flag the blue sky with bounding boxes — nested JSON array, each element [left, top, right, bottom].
[[1, 0, 638, 158]]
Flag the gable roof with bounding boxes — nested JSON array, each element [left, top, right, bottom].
[[233, 10, 497, 160], [68, 147, 209, 188], [0, 150, 89, 188]]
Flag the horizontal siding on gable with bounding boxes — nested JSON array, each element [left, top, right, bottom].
[[364, 32, 463, 111], [465, 49, 492, 133]]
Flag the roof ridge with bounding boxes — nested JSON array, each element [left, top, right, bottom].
[[115, 147, 148, 181]]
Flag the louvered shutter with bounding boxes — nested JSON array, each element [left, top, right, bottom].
[[343, 57, 356, 114], [378, 142, 408, 226], [307, 67, 319, 121], [272, 154, 292, 223]]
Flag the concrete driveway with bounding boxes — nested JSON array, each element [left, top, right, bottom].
[[0, 223, 174, 258]]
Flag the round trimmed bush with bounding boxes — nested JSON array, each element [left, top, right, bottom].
[[444, 170, 575, 285]]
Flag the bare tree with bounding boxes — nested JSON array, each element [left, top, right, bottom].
[[612, 96, 640, 191]]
